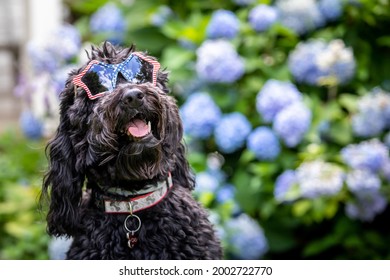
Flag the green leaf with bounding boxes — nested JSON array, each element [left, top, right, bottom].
[[377, 36, 390, 47], [292, 200, 312, 217], [303, 234, 340, 257], [338, 94, 358, 113], [161, 46, 194, 70], [328, 118, 353, 145]]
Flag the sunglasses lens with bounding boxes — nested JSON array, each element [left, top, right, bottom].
[[81, 64, 115, 96], [120, 56, 152, 84]]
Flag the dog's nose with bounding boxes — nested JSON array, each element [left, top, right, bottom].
[[122, 88, 144, 108]]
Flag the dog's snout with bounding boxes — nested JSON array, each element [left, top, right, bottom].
[[122, 88, 144, 108]]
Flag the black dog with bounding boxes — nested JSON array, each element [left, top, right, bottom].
[[41, 42, 222, 259]]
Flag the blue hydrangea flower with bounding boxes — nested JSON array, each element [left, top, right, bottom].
[[225, 214, 268, 259], [247, 127, 280, 161], [289, 39, 355, 86], [256, 79, 302, 123], [345, 191, 387, 222], [196, 40, 245, 83], [352, 111, 385, 138], [48, 24, 81, 61], [27, 41, 60, 73], [216, 183, 236, 203], [90, 3, 126, 45], [214, 112, 252, 153], [207, 10, 240, 39], [48, 236, 73, 260], [288, 40, 328, 85], [180, 92, 221, 139], [352, 89, 390, 137], [296, 160, 345, 198], [341, 139, 389, 173], [273, 102, 311, 147], [318, 0, 343, 21], [317, 40, 356, 85], [195, 171, 220, 194], [20, 110, 43, 140], [275, 0, 325, 35], [151, 5, 173, 27], [274, 170, 297, 202], [346, 169, 381, 195], [233, 0, 256, 6], [248, 5, 279, 32]]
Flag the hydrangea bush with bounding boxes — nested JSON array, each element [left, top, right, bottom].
[[13, 0, 390, 259]]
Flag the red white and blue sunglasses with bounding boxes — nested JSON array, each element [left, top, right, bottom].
[[73, 52, 160, 100]]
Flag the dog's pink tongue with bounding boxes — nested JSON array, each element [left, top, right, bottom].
[[127, 119, 149, 137]]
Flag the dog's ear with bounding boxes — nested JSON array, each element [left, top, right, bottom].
[[41, 81, 86, 237], [163, 96, 195, 190]]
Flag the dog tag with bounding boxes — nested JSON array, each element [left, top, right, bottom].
[[127, 232, 138, 248], [124, 211, 141, 249]]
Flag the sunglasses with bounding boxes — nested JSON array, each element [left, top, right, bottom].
[[73, 52, 160, 100]]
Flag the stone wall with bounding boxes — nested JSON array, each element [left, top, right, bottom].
[[0, 0, 25, 132]]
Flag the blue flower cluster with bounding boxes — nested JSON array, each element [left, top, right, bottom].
[[289, 39, 356, 86], [19, 111, 43, 140], [256, 79, 302, 123], [275, 0, 325, 35], [195, 171, 220, 194], [20, 24, 82, 139], [341, 139, 389, 221], [341, 139, 389, 173], [345, 192, 387, 222], [277, 138, 389, 221], [295, 160, 344, 198], [247, 127, 280, 161], [214, 112, 252, 153], [274, 170, 297, 202], [248, 5, 279, 32], [28, 24, 81, 73], [90, 3, 126, 45], [256, 79, 311, 147], [48, 24, 81, 61], [195, 39, 245, 83], [233, 0, 256, 6], [180, 92, 221, 139], [215, 183, 236, 204], [225, 214, 268, 259], [352, 88, 390, 137], [206, 10, 240, 39], [346, 169, 381, 194], [28, 42, 60, 74], [275, 0, 344, 35], [318, 0, 344, 21], [151, 5, 173, 27], [273, 102, 312, 147]]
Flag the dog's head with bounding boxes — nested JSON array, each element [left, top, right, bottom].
[[42, 42, 194, 236]]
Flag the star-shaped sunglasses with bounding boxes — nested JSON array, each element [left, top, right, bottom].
[[73, 52, 160, 100]]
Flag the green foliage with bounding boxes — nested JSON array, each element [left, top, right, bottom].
[[0, 131, 49, 259]]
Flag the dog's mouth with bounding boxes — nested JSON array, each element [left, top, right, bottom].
[[125, 114, 152, 139]]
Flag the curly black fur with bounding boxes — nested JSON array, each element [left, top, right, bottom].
[[41, 42, 222, 259]]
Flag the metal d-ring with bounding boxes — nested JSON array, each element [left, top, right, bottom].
[[124, 214, 141, 233], [124, 202, 141, 233]]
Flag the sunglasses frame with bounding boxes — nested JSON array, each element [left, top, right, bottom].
[[72, 52, 160, 100]]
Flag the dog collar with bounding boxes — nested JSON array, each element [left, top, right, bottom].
[[103, 173, 173, 214]]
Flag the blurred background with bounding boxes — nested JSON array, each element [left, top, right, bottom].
[[1, 0, 390, 260]]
